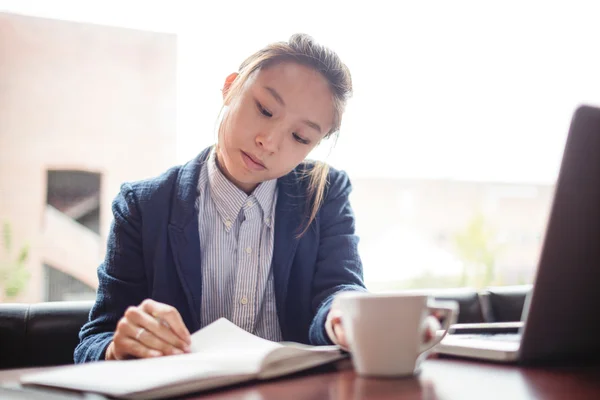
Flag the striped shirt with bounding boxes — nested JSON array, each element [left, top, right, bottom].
[[196, 149, 283, 341]]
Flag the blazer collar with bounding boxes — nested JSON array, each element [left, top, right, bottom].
[[272, 167, 306, 330], [167, 146, 211, 330], [169, 146, 212, 230]]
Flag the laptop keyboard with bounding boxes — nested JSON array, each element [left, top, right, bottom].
[[452, 333, 521, 342]]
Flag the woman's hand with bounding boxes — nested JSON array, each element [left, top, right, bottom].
[[106, 299, 192, 360], [326, 307, 350, 350]]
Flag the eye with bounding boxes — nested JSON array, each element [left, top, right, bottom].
[[292, 132, 310, 145], [256, 101, 272, 118]]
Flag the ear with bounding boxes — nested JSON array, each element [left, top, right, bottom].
[[222, 72, 239, 102]]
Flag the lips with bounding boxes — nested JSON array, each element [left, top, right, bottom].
[[241, 151, 266, 171]]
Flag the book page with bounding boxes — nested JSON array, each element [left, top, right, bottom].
[[190, 319, 346, 379], [21, 318, 344, 399], [21, 319, 276, 398], [258, 345, 346, 379], [190, 318, 283, 354], [21, 355, 255, 398], [186, 318, 285, 370]]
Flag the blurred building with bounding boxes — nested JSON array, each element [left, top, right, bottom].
[[0, 13, 177, 302]]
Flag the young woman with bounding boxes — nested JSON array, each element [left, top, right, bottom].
[[74, 33, 366, 362]]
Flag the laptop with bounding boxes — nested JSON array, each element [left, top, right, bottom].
[[435, 105, 600, 364]]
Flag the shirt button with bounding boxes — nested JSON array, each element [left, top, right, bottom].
[[225, 220, 232, 228], [240, 297, 248, 305], [245, 247, 252, 254], [246, 200, 253, 207], [265, 217, 271, 225]]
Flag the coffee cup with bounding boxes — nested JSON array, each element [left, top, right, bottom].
[[335, 291, 458, 377]]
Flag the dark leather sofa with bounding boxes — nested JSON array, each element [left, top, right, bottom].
[[0, 285, 531, 370]]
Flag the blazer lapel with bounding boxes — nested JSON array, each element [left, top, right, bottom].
[[272, 170, 304, 328], [168, 147, 212, 329]]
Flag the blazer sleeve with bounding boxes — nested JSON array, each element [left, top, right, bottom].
[[74, 183, 148, 363], [308, 169, 367, 345]]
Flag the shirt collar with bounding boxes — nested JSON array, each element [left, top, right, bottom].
[[252, 174, 277, 228]]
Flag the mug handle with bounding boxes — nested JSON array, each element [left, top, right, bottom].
[[419, 299, 459, 354]]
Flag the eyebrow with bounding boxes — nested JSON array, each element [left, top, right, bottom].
[[264, 86, 323, 134]]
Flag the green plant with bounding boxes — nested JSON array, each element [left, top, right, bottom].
[[452, 212, 502, 289], [0, 221, 30, 299]]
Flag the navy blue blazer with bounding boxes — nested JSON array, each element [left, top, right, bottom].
[[74, 146, 366, 363]]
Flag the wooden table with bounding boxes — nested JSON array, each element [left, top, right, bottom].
[[2, 358, 600, 399]]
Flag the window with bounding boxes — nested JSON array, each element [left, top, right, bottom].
[[47, 170, 101, 234], [44, 264, 96, 302], [1, 2, 599, 302]]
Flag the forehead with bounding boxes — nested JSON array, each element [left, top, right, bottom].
[[249, 62, 335, 134]]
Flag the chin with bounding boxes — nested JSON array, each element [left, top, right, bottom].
[[231, 159, 262, 184], [222, 148, 270, 185]]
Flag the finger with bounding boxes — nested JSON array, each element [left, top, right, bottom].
[[432, 310, 445, 321], [115, 335, 163, 359], [128, 324, 184, 356], [327, 308, 343, 329], [422, 316, 441, 342], [141, 300, 191, 344], [125, 306, 190, 353], [140, 300, 191, 344], [423, 328, 433, 342], [332, 321, 349, 349], [329, 308, 343, 319], [330, 315, 343, 327], [427, 316, 442, 332], [113, 322, 163, 359]]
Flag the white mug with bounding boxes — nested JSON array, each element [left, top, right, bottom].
[[335, 291, 458, 377]]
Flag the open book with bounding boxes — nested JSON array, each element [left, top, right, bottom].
[[20, 318, 346, 399]]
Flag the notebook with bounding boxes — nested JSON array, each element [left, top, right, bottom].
[[20, 318, 346, 399], [435, 105, 600, 363]]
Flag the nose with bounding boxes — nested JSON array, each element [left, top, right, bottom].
[[255, 130, 281, 153]]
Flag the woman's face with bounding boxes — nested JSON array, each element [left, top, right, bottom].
[[217, 62, 335, 193]]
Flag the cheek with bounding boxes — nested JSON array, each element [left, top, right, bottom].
[[275, 143, 313, 172], [291, 139, 318, 159], [226, 106, 258, 142], [220, 111, 243, 146]]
